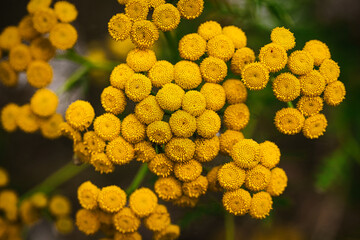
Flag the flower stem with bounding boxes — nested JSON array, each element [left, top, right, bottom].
[[56, 65, 91, 95], [287, 101, 294, 108], [125, 163, 148, 195], [225, 212, 235, 240]]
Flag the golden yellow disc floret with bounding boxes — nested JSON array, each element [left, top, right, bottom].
[[223, 25, 247, 49], [299, 70, 326, 96], [323, 81, 346, 106], [0, 168, 9, 188], [172, 194, 199, 208], [16, 104, 39, 133], [249, 191, 273, 219], [181, 90, 206, 117], [177, 0, 204, 20], [74, 141, 91, 163], [110, 63, 135, 90], [125, 73, 152, 102], [49, 195, 71, 217], [101, 86, 127, 115], [146, 121, 172, 144], [0, 26, 21, 50], [30, 37, 56, 61], [302, 113, 327, 139], [94, 113, 121, 141], [130, 20, 159, 49], [125, 0, 149, 21], [114, 232, 142, 240], [108, 13, 132, 41], [90, 152, 115, 174], [135, 95, 164, 125], [148, 60, 174, 88], [241, 62, 270, 90], [223, 103, 250, 131], [144, 204, 171, 232], [49, 23, 78, 50], [30, 88, 58, 118], [182, 175, 208, 198], [106, 136, 135, 165], [231, 139, 260, 169], [197, 20, 222, 41], [121, 114, 146, 144], [174, 60, 202, 90], [272, 72, 301, 102], [126, 48, 157, 72], [77, 181, 100, 210], [26, 60, 53, 88], [245, 164, 271, 192], [55, 216, 74, 235], [217, 162, 246, 190], [222, 188, 251, 216], [303, 39, 331, 66], [207, 166, 222, 192], [200, 56, 227, 83], [0, 61, 18, 87], [59, 122, 81, 143], [319, 59, 340, 84], [39, 113, 63, 139], [200, 83, 226, 111], [259, 141, 280, 169], [174, 159, 202, 182], [113, 207, 141, 233], [259, 43, 287, 72], [83, 131, 106, 154], [196, 110, 221, 138], [54, 1, 78, 23], [207, 34, 235, 62], [152, 4, 181, 31], [267, 167, 287, 196], [274, 107, 305, 135], [30, 192, 47, 208], [98, 185, 127, 213], [219, 130, 244, 155], [270, 27, 295, 50], [156, 83, 185, 111], [32, 8, 58, 33], [18, 15, 39, 41], [9, 44, 32, 71], [179, 33, 206, 61], [287, 50, 314, 75], [194, 136, 220, 162], [153, 224, 180, 240], [169, 110, 197, 138], [129, 187, 158, 218], [231, 47, 256, 75], [148, 153, 174, 177], [75, 209, 100, 235], [165, 137, 195, 163], [27, 0, 52, 14], [222, 79, 247, 104], [134, 141, 156, 163], [296, 96, 323, 117], [154, 177, 182, 201], [148, 0, 165, 8], [1, 103, 20, 132]]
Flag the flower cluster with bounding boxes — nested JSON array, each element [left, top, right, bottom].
[[76, 181, 180, 239]]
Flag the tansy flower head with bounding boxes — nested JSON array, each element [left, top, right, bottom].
[[9, 44, 32, 71], [156, 83, 185, 112], [223, 103, 250, 131], [148, 60, 174, 88], [207, 166, 222, 192], [0, 167, 9, 187], [223, 25, 247, 49], [54, 1, 78, 23], [49, 23, 78, 50], [121, 114, 146, 144], [249, 191, 273, 219], [55, 216, 74, 235], [267, 167, 287, 196], [113, 207, 141, 233], [296, 96, 323, 117], [152, 4, 181, 31], [194, 136, 220, 162], [20, 199, 40, 224], [134, 140, 156, 163], [148, 153, 174, 177], [101, 86, 127, 115], [270, 27, 295, 50], [83, 131, 106, 154], [1, 103, 20, 132], [196, 110, 221, 139], [144, 204, 171, 232], [173, 195, 199, 208], [217, 162, 246, 191], [241, 62, 270, 90], [324, 80, 346, 106], [274, 107, 305, 135], [30, 37, 56, 61], [207, 34, 235, 62], [153, 224, 180, 240], [110, 63, 135, 90], [148, 0, 165, 8], [319, 59, 340, 84], [26, 60, 53, 88], [222, 188, 251, 216], [259, 141, 281, 169], [179, 33, 207, 61], [197, 20, 222, 41], [174, 159, 202, 182], [16, 104, 39, 133], [27, 0, 52, 13], [177, 0, 204, 20], [40, 113, 64, 139], [30, 192, 47, 208], [182, 175, 208, 198], [0, 61, 18, 87], [106, 136, 134, 165], [126, 48, 157, 72], [77, 181, 100, 210], [32, 8, 58, 33], [75, 209, 100, 235], [181, 90, 206, 117], [219, 130, 245, 155], [114, 232, 142, 240], [259, 43, 287, 72], [299, 70, 326, 96], [49, 195, 71, 217], [90, 153, 115, 174], [231, 47, 256, 75], [303, 39, 331, 66], [147, 121, 172, 144], [165, 137, 195, 163], [200, 56, 227, 83], [231, 139, 260, 169], [93, 113, 121, 141], [272, 72, 301, 102], [18, 15, 39, 41], [0, 26, 21, 50], [174, 60, 202, 90], [287, 50, 314, 75], [130, 20, 159, 49], [59, 122, 81, 143], [302, 113, 328, 139], [135, 95, 164, 125], [30, 88, 58, 118], [125, 0, 149, 21], [222, 79, 248, 104], [245, 164, 271, 192], [98, 185, 127, 213], [154, 177, 182, 201], [129, 187, 158, 218], [108, 13, 132, 41], [200, 83, 226, 111], [169, 110, 197, 138], [74, 141, 91, 163]]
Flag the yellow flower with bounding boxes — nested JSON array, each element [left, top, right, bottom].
[[324, 80, 346, 106], [59, 122, 82, 143], [200, 83, 226, 111], [49, 195, 71, 217], [144, 204, 170, 232], [113, 207, 141, 233], [152, 3, 181, 31], [153, 224, 180, 240], [9, 44, 32, 71], [196, 110, 221, 139], [259, 43, 287, 72], [299, 70, 326, 96], [231, 139, 260, 169], [83, 131, 106, 153], [272, 72, 301, 102], [94, 113, 121, 141], [121, 114, 146, 144], [130, 20, 159, 49], [54, 1, 78, 23], [169, 110, 196, 138], [0, 168, 9, 187], [222, 188, 251, 216], [207, 34, 235, 62], [174, 159, 202, 182], [182, 175, 208, 198], [287, 50, 314, 75], [49, 23, 78, 50], [0, 190, 18, 212], [270, 27, 295, 50], [156, 83, 185, 111], [249, 192, 273, 219], [148, 0, 166, 8], [40, 113, 64, 139], [241, 62, 270, 90], [207, 166, 222, 192], [32, 8, 58, 33], [125, 73, 152, 102], [296, 96, 323, 117], [231, 47, 256, 75], [217, 162, 246, 191], [30, 88, 58, 117], [223, 103, 250, 131], [77, 181, 100, 210], [222, 79, 247, 105], [154, 177, 182, 201], [303, 39, 331, 66], [75, 209, 100, 235], [165, 137, 195, 162], [114, 232, 142, 240], [1, 103, 20, 132], [98, 185, 127, 213], [148, 153, 174, 177], [129, 187, 158, 218], [200, 56, 227, 84], [174, 60, 202, 90], [30, 37, 56, 61], [135, 95, 164, 125], [223, 25, 247, 49], [30, 192, 47, 209], [267, 167, 287, 196], [125, 0, 149, 21], [172, 195, 199, 208], [179, 33, 206, 61], [26, 60, 53, 88], [126, 48, 157, 72], [110, 63, 135, 90], [101, 86, 126, 115], [319, 59, 340, 84], [219, 130, 244, 155], [148, 60, 174, 88], [197, 20, 222, 41], [274, 107, 305, 135], [177, 0, 204, 20], [27, 0, 52, 14], [108, 13, 133, 41], [302, 113, 327, 139], [18, 15, 40, 41], [0, 26, 21, 50], [0, 61, 18, 87], [16, 104, 39, 133], [106, 136, 135, 165], [55, 216, 74, 235], [20, 200, 39, 225], [245, 164, 271, 192], [181, 90, 206, 117], [259, 141, 280, 169], [194, 136, 220, 162], [146, 121, 172, 144], [74, 141, 91, 163], [90, 153, 115, 174], [134, 140, 156, 163]]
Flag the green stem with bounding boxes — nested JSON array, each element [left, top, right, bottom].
[[287, 101, 294, 108], [20, 162, 89, 202], [126, 163, 148, 195], [225, 212, 235, 240], [162, 31, 179, 64], [56, 65, 91, 95]]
